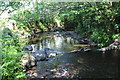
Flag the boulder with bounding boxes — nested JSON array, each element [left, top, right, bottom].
[[21, 54, 36, 68], [23, 45, 33, 51], [97, 47, 109, 52], [23, 45, 58, 61], [31, 51, 47, 61], [31, 48, 57, 61], [48, 52, 58, 58]]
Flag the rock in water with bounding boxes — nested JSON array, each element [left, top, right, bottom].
[[48, 52, 57, 57], [81, 47, 91, 52], [35, 54, 46, 61], [31, 50, 47, 61], [23, 45, 33, 51], [22, 46, 57, 61], [21, 54, 36, 68], [70, 47, 91, 53]]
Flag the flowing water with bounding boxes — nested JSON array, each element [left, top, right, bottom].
[[28, 31, 119, 78]]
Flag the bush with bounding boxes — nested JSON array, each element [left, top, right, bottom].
[[1, 29, 27, 80], [91, 28, 112, 47]]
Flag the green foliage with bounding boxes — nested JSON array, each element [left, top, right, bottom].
[[58, 2, 120, 47], [1, 29, 27, 80], [0, 1, 22, 15], [7, 2, 120, 47], [112, 34, 120, 39], [9, 1, 58, 33], [91, 28, 112, 47]]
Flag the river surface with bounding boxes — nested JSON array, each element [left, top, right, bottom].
[[28, 31, 119, 78]]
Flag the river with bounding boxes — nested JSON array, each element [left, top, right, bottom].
[[28, 31, 119, 78]]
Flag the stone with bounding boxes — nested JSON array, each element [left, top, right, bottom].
[[70, 47, 91, 53], [115, 37, 120, 43], [32, 52, 46, 61], [97, 47, 109, 52], [21, 54, 36, 68], [48, 52, 57, 58], [23, 45, 58, 61], [23, 45, 33, 51], [80, 47, 91, 52]]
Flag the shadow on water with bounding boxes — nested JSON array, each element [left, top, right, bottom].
[[28, 32, 120, 78]]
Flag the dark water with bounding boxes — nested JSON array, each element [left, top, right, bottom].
[[29, 32, 120, 78]]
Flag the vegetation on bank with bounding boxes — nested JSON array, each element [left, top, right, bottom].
[[0, 1, 120, 80], [9, 2, 120, 47], [1, 28, 27, 80]]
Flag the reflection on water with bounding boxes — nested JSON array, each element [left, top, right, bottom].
[[29, 32, 79, 52], [29, 32, 119, 78]]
